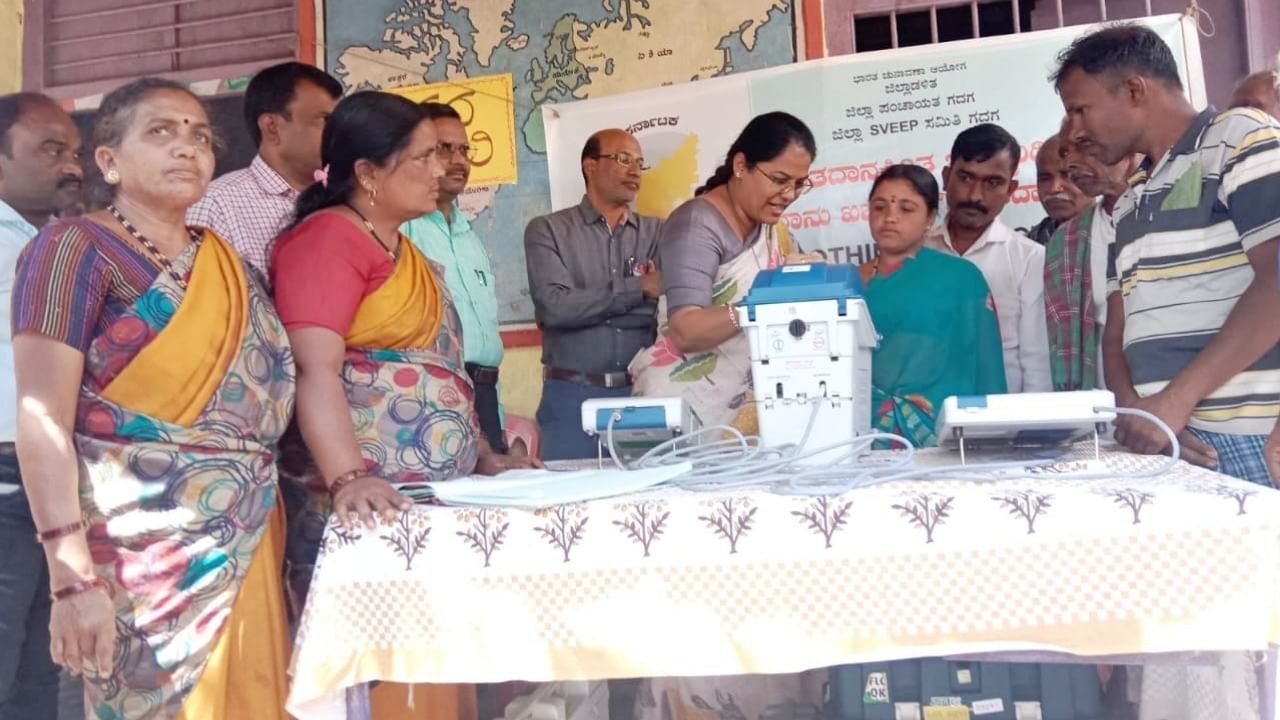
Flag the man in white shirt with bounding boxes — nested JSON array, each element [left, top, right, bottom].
[[0, 92, 83, 720], [927, 123, 1051, 392]]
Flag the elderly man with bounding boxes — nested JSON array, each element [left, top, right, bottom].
[[1230, 67, 1280, 120], [1043, 119, 1140, 393], [524, 129, 662, 460], [1019, 134, 1092, 245]]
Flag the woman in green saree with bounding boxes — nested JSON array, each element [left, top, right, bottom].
[[858, 164, 1007, 446]]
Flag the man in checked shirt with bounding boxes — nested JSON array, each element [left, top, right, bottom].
[[187, 62, 341, 282]]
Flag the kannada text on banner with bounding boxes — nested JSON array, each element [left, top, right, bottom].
[[391, 73, 519, 186], [544, 15, 1200, 265], [748, 16, 1189, 263]]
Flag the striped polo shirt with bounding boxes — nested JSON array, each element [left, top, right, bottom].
[[1110, 107, 1280, 436]]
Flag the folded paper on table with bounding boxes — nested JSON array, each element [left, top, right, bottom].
[[421, 463, 692, 507]]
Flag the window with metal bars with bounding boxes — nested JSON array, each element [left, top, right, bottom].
[[834, 0, 1259, 108], [848, 0, 1167, 53], [23, 0, 299, 99]]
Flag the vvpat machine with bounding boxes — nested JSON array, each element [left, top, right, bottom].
[[737, 264, 878, 463]]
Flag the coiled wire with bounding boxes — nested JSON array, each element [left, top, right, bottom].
[[603, 399, 1181, 497]]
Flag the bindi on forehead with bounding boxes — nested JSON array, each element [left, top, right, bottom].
[[874, 193, 916, 204], [136, 105, 206, 125]]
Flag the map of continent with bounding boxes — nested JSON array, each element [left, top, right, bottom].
[[328, 0, 795, 322], [634, 133, 698, 219]]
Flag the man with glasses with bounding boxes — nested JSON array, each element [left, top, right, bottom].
[[188, 62, 341, 279], [927, 123, 1051, 392], [402, 102, 516, 455], [524, 128, 662, 460]]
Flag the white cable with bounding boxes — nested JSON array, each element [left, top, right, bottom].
[[601, 400, 1183, 496], [617, 398, 920, 493], [605, 411, 626, 470]]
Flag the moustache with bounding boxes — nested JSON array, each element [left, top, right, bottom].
[[955, 201, 989, 215], [57, 175, 82, 190], [1044, 192, 1074, 203]]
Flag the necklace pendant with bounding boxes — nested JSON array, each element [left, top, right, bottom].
[[107, 203, 194, 291]]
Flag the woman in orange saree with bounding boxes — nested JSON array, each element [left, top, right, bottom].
[[272, 91, 535, 720], [12, 79, 293, 720]]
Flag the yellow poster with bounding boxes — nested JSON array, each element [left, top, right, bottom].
[[389, 74, 517, 186]]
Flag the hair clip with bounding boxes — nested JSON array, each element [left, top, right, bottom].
[[313, 164, 330, 188]]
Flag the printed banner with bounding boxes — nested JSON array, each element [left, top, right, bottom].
[[392, 73, 519, 186], [543, 79, 753, 219], [545, 15, 1203, 264]]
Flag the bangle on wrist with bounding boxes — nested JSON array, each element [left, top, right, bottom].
[[727, 304, 742, 332], [35, 520, 86, 544], [328, 468, 366, 497], [51, 577, 107, 602]]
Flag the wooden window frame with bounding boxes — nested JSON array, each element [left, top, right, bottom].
[[22, 0, 317, 100]]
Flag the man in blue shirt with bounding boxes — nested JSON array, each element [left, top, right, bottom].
[[403, 103, 513, 454], [0, 92, 83, 720]]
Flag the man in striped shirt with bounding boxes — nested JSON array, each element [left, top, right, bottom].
[[1055, 24, 1280, 486]]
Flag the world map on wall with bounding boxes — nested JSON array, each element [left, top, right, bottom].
[[327, 0, 796, 322]]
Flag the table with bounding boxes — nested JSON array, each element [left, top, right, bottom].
[[286, 447, 1280, 719]]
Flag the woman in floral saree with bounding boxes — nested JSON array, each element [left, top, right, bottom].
[[858, 164, 1007, 446], [271, 91, 535, 720], [13, 79, 293, 719], [630, 112, 826, 720], [630, 112, 818, 436]]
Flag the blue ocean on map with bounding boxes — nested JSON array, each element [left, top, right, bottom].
[[326, 0, 795, 322]]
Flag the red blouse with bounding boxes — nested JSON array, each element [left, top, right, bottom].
[[270, 212, 396, 336]]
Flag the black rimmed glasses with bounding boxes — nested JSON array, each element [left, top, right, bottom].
[[755, 166, 815, 197]]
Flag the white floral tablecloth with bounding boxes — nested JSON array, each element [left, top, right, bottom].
[[286, 447, 1280, 719]]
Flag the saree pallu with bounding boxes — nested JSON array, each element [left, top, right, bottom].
[[630, 225, 789, 433], [281, 244, 479, 720], [282, 244, 480, 576], [72, 232, 295, 720], [865, 248, 1007, 447], [632, 225, 826, 720]]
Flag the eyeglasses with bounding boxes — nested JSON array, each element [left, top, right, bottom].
[[437, 141, 478, 161], [591, 152, 650, 171], [755, 166, 814, 197]]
